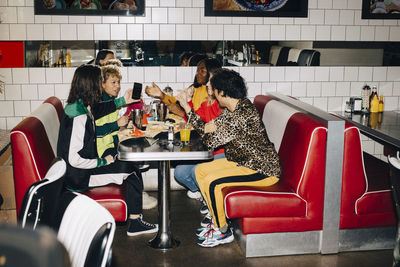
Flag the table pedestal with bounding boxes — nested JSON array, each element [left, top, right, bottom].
[[148, 160, 180, 249]]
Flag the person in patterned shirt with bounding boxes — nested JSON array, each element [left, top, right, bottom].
[[176, 68, 281, 247]]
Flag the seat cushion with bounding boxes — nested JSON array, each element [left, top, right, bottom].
[[224, 182, 306, 219], [356, 153, 392, 215], [82, 185, 127, 222]]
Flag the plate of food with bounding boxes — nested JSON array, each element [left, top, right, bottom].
[[118, 128, 145, 142], [233, 0, 289, 11]]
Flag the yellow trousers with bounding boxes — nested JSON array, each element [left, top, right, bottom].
[[195, 158, 279, 230]]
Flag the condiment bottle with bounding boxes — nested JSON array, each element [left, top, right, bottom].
[[369, 86, 378, 112], [378, 95, 384, 112], [361, 84, 370, 113], [168, 126, 174, 142], [370, 94, 379, 113], [65, 51, 71, 67]]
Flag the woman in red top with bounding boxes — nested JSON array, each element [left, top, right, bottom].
[[174, 62, 225, 202]]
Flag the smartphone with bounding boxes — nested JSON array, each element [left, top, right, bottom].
[[132, 82, 142, 100]]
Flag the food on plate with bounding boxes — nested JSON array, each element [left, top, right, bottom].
[[111, 0, 137, 10], [129, 127, 145, 137]]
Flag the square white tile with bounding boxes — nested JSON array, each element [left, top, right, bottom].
[[184, 8, 200, 24], [38, 84, 55, 100], [12, 69, 29, 84], [191, 24, 207, 40], [45, 68, 63, 84], [111, 24, 127, 40], [160, 24, 176, 40], [307, 82, 322, 97], [5, 84, 21, 101], [144, 67, 161, 83], [127, 24, 143, 40], [152, 8, 168, 24], [175, 24, 191, 40], [160, 67, 176, 82], [9, 24, 26, 40], [77, 24, 94, 40], [29, 68, 46, 84], [254, 67, 269, 82], [144, 24, 160, 40], [44, 24, 61, 40], [60, 24, 77, 40], [224, 25, 239, 40], [240, 25, 254, 40], [207, 25, 223, 40], [168, 8, 184, 24], [27, 24, 44, 40], [14, 101, 31, 117]]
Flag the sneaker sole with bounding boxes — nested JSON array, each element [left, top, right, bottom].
[[127, 225, 159, 237], [197, 234, 234, 247], [142, 202, 158, 210], [200, 208, 209, 215]]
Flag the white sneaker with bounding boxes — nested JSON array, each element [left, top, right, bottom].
[[143, 192, 157, 210], [187, 190, 202, 200]]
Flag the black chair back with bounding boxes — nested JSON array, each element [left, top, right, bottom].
[[18, 158, 66, 229]]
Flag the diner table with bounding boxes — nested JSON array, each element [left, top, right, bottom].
[[118, 129, 213, 250], [335, 111, 400, 151]]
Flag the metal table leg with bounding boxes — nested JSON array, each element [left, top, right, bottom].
[[149, 160, 180, 249]]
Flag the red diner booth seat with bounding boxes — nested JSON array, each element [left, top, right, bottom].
[[11, 96, 128, 222], [224, 95, 327, 236], [340, 122, 395, 230]]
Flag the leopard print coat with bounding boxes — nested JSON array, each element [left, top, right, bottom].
[[189, 98, 281, 178]]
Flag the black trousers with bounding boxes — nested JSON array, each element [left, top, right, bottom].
[[88, 160, 143, 215]]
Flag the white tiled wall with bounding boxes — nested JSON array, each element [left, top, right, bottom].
[[1, 65, 399, 159], [0, 0, 399, 41], [1, 65, 399, 129]]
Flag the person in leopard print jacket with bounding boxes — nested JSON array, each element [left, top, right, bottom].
[[176, 68, 281, 247]]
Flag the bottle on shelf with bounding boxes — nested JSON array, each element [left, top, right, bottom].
[[65, 50, 71, 67], [378, 95, 384, 112], [361, 84, 371, 113], [370, 94, 379, 113], [369, 86, 378, 112]]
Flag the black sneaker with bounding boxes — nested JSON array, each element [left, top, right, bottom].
[[200, 201, 209, 215], [201, 213, 213, 228], [127, 215, 158, 236]]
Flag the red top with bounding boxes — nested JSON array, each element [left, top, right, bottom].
[[123, 101, 144, 117], [187, 99, 224, 156]]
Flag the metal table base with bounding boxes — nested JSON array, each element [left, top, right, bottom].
[[148, 160, 180, 249]]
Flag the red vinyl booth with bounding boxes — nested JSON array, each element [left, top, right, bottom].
[[340, 122, 395, 229], [224, 95, 327, 236], [11, 97, 128, 222]]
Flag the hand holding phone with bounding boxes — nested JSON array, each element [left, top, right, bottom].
[[132, 82, 142, 100]]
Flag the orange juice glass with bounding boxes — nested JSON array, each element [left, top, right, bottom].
[[180, 128, 191, 143]]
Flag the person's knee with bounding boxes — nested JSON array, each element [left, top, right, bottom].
[[174, 164, 193, 183]]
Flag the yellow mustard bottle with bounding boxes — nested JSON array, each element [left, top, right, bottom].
[[65, 52, 71, 67], [378, 95, 384, 112], [370, 94, 379, 113]]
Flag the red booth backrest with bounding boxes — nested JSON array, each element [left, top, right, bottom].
[[260, 96, 327, 201], [340, 121, 395, 229], [222, 95, 327, 234], [11, 97, 63, 215]]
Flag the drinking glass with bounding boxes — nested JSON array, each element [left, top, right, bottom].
[[180, 122, 191, 144]]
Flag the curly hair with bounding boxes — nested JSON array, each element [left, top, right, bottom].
[[210, 68, 247, 99], [102, 58, 123, 67], [101, 64, 122, 83], [67, 64, 102, 107]]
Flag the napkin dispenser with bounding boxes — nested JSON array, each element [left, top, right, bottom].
[[350, 97, 362, 113]]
